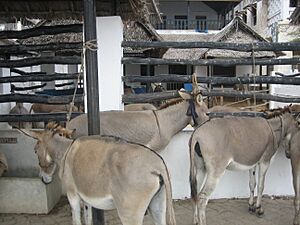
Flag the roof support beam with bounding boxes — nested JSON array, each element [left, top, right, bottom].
[[83, 0, 103, 223]]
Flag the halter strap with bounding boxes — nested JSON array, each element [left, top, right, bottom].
[[186, 99, 199, 126], [59, 138, 76, 179], [152, 110, 161, 138]]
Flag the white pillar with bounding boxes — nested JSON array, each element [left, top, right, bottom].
[[0, 68, 12, 129], [85, 16, 123, 112]]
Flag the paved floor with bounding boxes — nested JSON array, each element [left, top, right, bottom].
[[0, 196, 295, 225]]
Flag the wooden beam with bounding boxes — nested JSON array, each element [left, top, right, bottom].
[[122, 57, 300, 66], [0, 56, 81, 68], [122, 41, 300, 52], [0, 112, 83, 122], [207, 111, 266, 118], [122, 74, 300, 85], [83, 0, 103, 223], [122, 90, 300, 104], [11, 83, 47, 92], [0, 42, 83, 55], [0, 24, 82, 39], [0, 73, 82, 83], [11, 68, 46, 76], [0, 93, 83, 104]]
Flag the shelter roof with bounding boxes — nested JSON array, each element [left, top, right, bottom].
[[162, 17, 280, 60], [0, 0, 161, 24]]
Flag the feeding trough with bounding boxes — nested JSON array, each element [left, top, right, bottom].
[[0, 129, 62, 214]]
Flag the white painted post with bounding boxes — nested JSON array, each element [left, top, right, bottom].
[[0, 68, 12, 129], [83, 16, 123, 112], [97, 16, 123, 111]]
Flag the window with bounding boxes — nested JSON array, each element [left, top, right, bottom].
[[293, 51, 300, 71], [213, 65, 236, 88], [157, 15, 167, 29], [167, 65, 187, 90], [195, 16, 207, 31], [290, 0, 298, 7], [251, 4, 257, 26], [243, 12, 247, 24], [174, 15, 188, 30]]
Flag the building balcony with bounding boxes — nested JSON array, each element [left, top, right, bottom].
[[153, 19, 231, 31]]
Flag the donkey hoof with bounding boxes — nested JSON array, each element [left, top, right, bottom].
[[248, 204, 256, 214], [255, 207, 264, 218]]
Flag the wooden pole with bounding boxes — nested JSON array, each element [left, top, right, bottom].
[[83, 0, 104, 224]]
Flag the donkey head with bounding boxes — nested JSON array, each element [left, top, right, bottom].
[[178, 90, 209, 127], [21, 122, 75, 184]]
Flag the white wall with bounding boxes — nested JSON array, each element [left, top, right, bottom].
[[236, 65, 256, 76], [194, 66, 207, 77], [161, 130, 294, 199]]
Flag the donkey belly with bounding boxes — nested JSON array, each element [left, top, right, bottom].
[[80, 194, 115, 210], [227, 160, 256, 171]]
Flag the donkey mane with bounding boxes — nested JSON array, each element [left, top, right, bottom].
[[158, 98, 183, 110], [263, 105, 291, 119]]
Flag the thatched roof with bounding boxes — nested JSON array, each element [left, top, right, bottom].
[[162, 17, 279, 60], [15, 18, 161, 56], [0, 0, 161, 24]]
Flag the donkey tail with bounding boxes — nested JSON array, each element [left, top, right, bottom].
[[160, 169, 177, 225], [189, 135, 197, 203]]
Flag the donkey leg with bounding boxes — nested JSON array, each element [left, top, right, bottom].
[[292, 156, 300, 225], [193, 156, 207, 225], [67, 193, 82, 225], [148, 185, 167, 225], [255, 161, 270, 217], [248, 167, 257, 213], [196, 172, 223, 225], [83, 203, 92, 225]]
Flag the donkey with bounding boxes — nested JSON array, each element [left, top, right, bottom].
[[29, 103, 80, 113], [67, 90, 209, 151], [189, 107, 298, 225], [8, 102, 32, 129], [21, 123, 176, 225], [124, 103, 157, 111], [0, 150, 8, 176], [286, 129, 300, 225]]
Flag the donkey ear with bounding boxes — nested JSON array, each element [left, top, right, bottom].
[[178, 89, 192, 100], [19, 129, 42, 140]]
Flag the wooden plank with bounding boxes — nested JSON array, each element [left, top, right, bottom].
[[0, 93, 83, 104], [122, 74, 300, 85], [122, 57, 300, 66], [0, 56, 81, 68], [0, 24, 82, 39], [0, 73, 82, 83], [122, 41, 300, 52]]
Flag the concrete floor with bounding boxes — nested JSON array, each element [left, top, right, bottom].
[[0, 195, 295, 225]]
